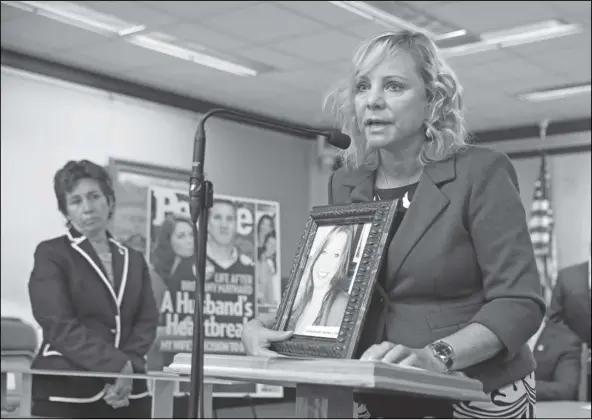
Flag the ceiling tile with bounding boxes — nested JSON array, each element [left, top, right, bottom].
[[233, 46, 311, 71], [270, 30, 362, 63], [459, 56, 558, 84], [76, 1, 177, 28], [200, 3, 326, 43], [259, 65, 338, 95], [1, 36, 64, 60], [405, 1, 460, 7], [274, 1, 368, 26], [1, 0, 588, 132], [547, 1, 592, 17], [1, 14, 110, 50], [133, 58, 247, 85], [463, 87, 510, 111], [40, 48, 150, 78], [445, 48, 517, 69], [429, 1, 559, 33], [1, 3, 29, 22], [504, 31, 590, 56], [134, 57, 297, 99], [140, 1, 256, 20], [342, 21, 397, 41], [521, 45, 591, 82], [65, 40, 174, 70], [157, 23, 252, 51], [497, 73, 575, 96]]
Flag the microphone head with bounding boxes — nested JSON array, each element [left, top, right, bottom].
[[325, 130, 351, 150]]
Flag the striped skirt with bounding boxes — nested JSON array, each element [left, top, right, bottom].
[[357, 373, 536, 419]]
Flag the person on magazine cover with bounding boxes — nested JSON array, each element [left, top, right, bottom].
[[256, 230, 280, 307], [206, 199, 254, 276], [150, 214, 195, 307], [287, 225, 354, 335], [28, 159, 159, 418], [256, 214, 276, 261]]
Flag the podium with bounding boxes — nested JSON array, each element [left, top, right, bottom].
[[167, 354, 489, 418]]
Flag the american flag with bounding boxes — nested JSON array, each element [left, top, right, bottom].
[[528, 152, 557, 305]]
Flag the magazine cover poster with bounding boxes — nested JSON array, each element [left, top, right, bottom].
[[146, 185, 282, 397]]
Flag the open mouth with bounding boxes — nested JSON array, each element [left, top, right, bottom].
[[365, 118, 391, 127]]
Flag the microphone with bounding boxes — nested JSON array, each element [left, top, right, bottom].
[[187, 108, 350, 419], [325, 130, 351, 150]]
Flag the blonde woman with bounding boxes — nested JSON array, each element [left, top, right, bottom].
[[242, 31, 544, 418]]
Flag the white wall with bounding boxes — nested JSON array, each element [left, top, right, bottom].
[[0, 67, 315, 324]]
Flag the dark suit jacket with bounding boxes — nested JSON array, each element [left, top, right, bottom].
[[549, 261, 591, 346], [329, 145, 546, 394], [28, 227, 159, 402], [534, 320, 581, 401]]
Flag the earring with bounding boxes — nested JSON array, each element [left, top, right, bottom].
[[425, 124, 432, 140]]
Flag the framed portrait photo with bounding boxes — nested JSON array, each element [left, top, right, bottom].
[[271, 200, 399, 359]]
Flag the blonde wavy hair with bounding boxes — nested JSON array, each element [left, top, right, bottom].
[[324, 30, 470, 170]]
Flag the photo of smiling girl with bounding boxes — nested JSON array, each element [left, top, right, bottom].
[[287, 224, 367, 338]]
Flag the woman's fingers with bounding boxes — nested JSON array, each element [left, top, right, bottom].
[[360, 341, 396, 361], [261, 329, 293, 343], [381, 345, 414, 364], [396, 352, 419, 367], [255, 348, 283, 357]]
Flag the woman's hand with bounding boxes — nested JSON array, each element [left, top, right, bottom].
[[103, 384, 129, 409], [242, 319, 293, 357], [103, 360, 134, 409], [360, 341, 448, 374]]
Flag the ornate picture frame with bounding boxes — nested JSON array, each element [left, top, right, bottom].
[[271, 200, 398, 359]]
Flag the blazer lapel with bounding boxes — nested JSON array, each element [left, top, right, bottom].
[[385, 156, 456, 285], [343, 168, 374, 203], [108, 237, 129, 306], [67, 228, 119, 307]]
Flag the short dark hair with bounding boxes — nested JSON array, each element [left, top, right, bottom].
[[53, 160, 116, 219], [212, 199, 236, 214]]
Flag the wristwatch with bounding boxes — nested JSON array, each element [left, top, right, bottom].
[[428, 341, 455, 373]]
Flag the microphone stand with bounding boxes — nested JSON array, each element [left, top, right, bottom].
[[187, 108, 349, 419]]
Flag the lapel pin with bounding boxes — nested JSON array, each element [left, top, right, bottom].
[[119, 248, 124, 255], [402, 192, 411, 209], [537, 344, 544, 352]]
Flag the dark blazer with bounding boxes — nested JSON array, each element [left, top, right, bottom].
[[533, 320, 581, 401], [329, 145, 546, 394], [548, 261, 591, 346], [28, 227, 159, 403]]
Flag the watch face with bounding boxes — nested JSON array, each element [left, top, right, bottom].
[[434, 342, 453, 358], [432, 341, 454, 369]]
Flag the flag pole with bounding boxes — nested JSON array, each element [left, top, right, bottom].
[[539, 120, 549, 287]]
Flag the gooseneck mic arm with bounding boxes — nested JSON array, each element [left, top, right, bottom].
[[187, 108, 350, 419], [187, 111, 211, 420]]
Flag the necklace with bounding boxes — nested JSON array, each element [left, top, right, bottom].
[[374, 190, 411, 209]]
